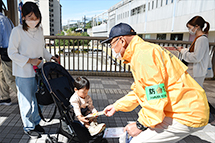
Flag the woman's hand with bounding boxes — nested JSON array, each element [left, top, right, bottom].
[[51, 56, 60, 63], [77, 115, 89, 123], [124, 122, 142, 137], [177, 46, 184, 52], [28, 58, 42, 66], [103, 104, 116, 117]]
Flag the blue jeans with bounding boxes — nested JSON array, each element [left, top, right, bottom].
[[16, 76, 42, 132]]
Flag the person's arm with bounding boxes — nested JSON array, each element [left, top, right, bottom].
[[70, 95, 89, 123], [86, 96, 97, 113], [8, 28, 30, 67], [104, 82, 139, 117], [0, 20, 4, 47], [113, 90, 139, 112], [181, 37, 208, 63]]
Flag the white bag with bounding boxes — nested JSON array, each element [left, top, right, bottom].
[[206, 54, 214, 78]]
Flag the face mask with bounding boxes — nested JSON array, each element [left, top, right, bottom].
[[111, 39, 123, 60], [112, 47, 123, 60], [189, 26, 197, 35], [25, 19, 39, 29]]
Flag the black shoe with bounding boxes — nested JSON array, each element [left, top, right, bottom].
[[24, 130, 41, 138], [35, 124, 45, 133], [0, 98, 12, 105]]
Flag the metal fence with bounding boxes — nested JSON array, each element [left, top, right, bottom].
[[44, 36, 215, 77]]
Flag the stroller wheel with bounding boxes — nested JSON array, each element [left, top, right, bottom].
[[46, 134, 58, 143], [101, 138, 108, 143]]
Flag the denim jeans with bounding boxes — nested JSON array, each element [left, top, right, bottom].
[[16, 76, 42, 132]]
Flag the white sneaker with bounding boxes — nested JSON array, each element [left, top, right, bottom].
[[88, 122, 106, 136]]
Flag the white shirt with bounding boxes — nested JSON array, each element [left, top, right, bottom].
[[8, 25, 52, 78], [181, 36, 209, 77], [69, 92, 97, 117]]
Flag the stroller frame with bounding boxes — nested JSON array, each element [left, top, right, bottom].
[[38, 62, 105, 143]]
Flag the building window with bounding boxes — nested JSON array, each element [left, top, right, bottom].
[[143, 4, 146, 12], [171, 0, 174, 3], [152, 1, 154, 9], [170, 34, 183, 41], [137, 7, 141, 14], [131, 5, 144, 16], [131, 9, 135, 16], [166, 0, 168, 5], [52, 29, 54, 32], [156, 0, 158, 8], [145, 34, 151, 39], [157, 34, 166, 40], [148, 2, 150, 10], [161, 0, 163, 6]]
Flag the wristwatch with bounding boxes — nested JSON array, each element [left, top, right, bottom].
[[136, 121, 147, 131]]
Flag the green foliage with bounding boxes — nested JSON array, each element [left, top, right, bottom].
[[85, 20, 92, 29], [70, 27, 77, 32], [55, 31, 68, 46], [55, 30, 90, 46]]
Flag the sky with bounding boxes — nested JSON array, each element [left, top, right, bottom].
[[60, 0, 121, 26], [2, 0, 121, 26]]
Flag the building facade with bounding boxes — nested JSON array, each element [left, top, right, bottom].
[[92, 0, 215, 42], [24, 0, 62, 36]]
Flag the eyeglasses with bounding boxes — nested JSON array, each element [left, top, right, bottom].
[[109, 38, 119, 48]]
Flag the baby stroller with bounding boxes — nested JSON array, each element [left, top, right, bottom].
[[35, 62, 107, 143]]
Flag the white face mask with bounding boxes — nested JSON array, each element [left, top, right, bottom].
[[25, 19, 39, 29], [111, 39, 123, 60], [112, 47, 123, 60], [189, 26, 197, 35]]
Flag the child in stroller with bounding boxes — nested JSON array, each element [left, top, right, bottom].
[[70, 76, 106, 136]]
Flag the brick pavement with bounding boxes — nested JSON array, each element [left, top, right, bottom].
[[0, 76, 215, 143]]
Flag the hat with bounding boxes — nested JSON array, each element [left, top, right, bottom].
[[101, 23, 136, 44]]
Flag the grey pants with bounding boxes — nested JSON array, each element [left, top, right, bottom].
[[0, 59, 17, 100]]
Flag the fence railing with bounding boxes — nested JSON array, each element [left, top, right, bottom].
[[44, 36, 215, 77]]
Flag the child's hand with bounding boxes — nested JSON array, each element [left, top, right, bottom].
[[77, 115, 89, 123]]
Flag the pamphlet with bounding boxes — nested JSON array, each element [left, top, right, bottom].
[[103, 127, 124, 138], [85, 111, 105, 118]]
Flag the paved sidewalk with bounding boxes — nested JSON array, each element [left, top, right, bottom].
[[0, 76, 215, 143]]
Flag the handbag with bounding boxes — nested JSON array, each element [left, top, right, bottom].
[[35, 68, 57, 122], [0, 48, 11, 61], [35, 68, 54, 105], [206, 55, 214, 78]]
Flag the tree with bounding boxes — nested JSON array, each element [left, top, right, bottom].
[[85, 20, 92, 29], [55, 31, 69, 46], [55, 30, 90, 46], [70, 27, 77, 32]]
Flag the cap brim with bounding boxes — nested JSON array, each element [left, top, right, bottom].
[[100, 37, 113, 44]]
